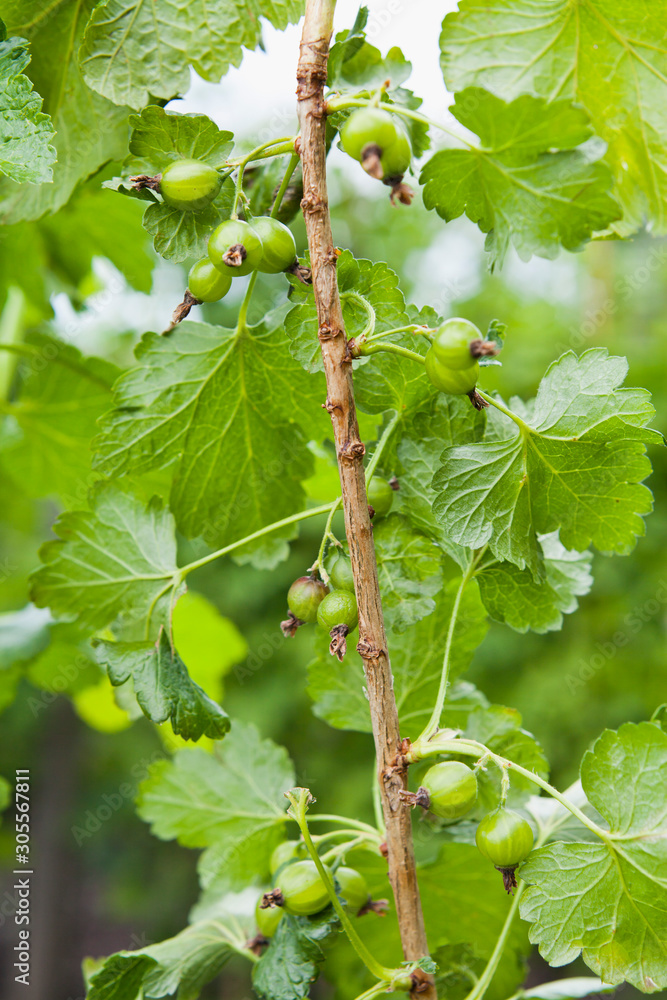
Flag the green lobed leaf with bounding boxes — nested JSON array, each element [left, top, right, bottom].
[[0, 33, 55, 184], [327, 14, 412, 91], [142, 199, 234, 263], [0, 335, 119, 503], [420, 89, 620, 267], [253, 909, 339, 1000], [80, 0, 304, 109], [373, 514, 443, 632], [477, 532, 594, 634], [87, 912, 251, 1000], [94, 311, 327, 565], [0, 0, 129, 224], [86, 954, 156, 1000], [94, 629, 230, 741], [520, 722, 667, 991], [439, 0, 667, 233], [30, 483, 180, 635], [433, 350, 661, 577], [128, 106, 234, 169], [137, 721, 295, 893], [308, 577, 488, 739], [395, 393, 487, 565]]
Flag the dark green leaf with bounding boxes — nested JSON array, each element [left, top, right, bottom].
[[94, 312, 326, 565], [477, 533, 593, 634], [0, 0, 129, 223], [0, 34, 54, 183], [374, 514, 443, 632], [253, 909, 339, 1000], [137, 721, 295, 893], [80, 0, 304, 109], [520, 722, 667, 990], [30, 483, 180, 635], [433, 350, 661, 576], [95, 629, 230, 741], [420, 90, 619, 267], [439, 1, 667, 232], [0, 336, 119, 502]]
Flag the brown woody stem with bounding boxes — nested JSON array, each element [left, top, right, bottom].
[[296, 2, 434, 993]]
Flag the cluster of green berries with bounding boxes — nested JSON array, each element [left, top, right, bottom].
[[412, 761, 534, 891], [255, 840, 374, 937], [156, 158, 298, 304], [424, 317, 486, 396], [284, 477, 395, 638]]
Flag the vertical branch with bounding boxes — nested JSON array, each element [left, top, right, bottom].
[[296, 2, 434, 992]]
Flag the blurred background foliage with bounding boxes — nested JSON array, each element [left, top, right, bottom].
[[0, 126, 665, 1000]]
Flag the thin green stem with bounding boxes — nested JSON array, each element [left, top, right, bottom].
[[352, 984, 394, 1000], [227, 139, 296, 168], [312, 827, 381, 848], [475, 390, 530, 434], [320, 834, 372, 865], [364, 324, 431, 345], [300, 813, 380, 835], [286, 789, 396, 982], [409, 737, 608, 841], [179, 502, 337, 580], [325, 96, 476, 149], [0, 287, 25, 400], [310, 498, 342, 582], [230, 137, 296, 217], [417, 567, 474, 742], [362, 343, 426, 365], [341, 290, 376, 339], [365, 410, 401, 483], [144, 580, 178, 639], [270, 153, 300, 218], [463, 884, 526, 1000], [236, 271, 259, 335]]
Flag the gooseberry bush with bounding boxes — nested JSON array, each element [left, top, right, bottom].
[[2, 1, 667, 999]]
